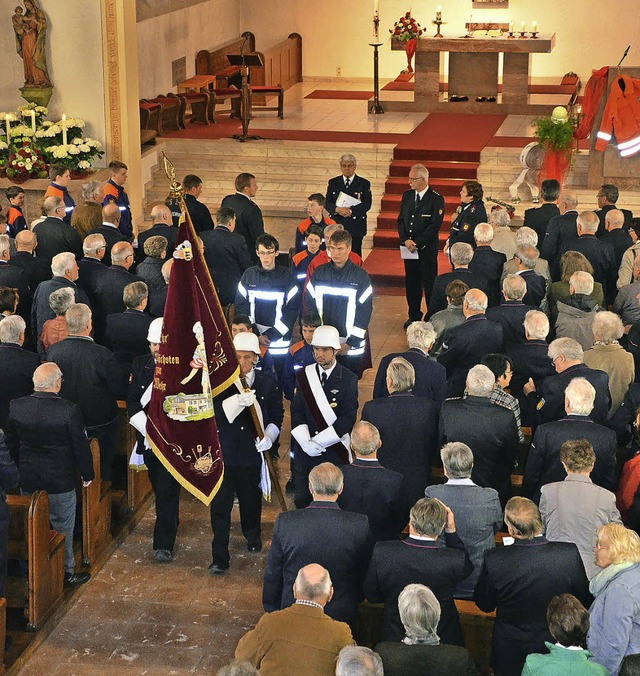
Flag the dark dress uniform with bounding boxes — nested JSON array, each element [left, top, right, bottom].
[[397, 187, 445, 322], [86, 224, 126, 267], [468, 246, 507, 307], [183, 193, 214, 233], [31, 277, 91, 345], [200, 225, 251, 307], [523, 202, 560, 244], [539, 210, 579, 280], [33, 216, 83, 263], [486, 300, 538, 348], [0, 342, 41, 429], [127, 353, 181, 553], [104, 309, 154, 371], [372, 347, 447, 403], [426, 268, 487, 319], [595, 204, 634, 236], [448, 199, 487, 248], [325, 174, 372, 256], [91, 265, 143, 343], [220, 193, 265, 264], [210, 369, 283, 568]]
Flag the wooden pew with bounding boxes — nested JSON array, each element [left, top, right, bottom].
[[252, 33, 302, 91], [139, 100, 162, 146], [455, 599, 495, 671], [6, 492, 65, 631], [116, 401, 152, 513], [80, 439, 112, 567], [195, 32, 257, 87]]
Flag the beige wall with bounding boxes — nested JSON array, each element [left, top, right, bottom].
[[136, 0, 242, 98], [0, 2, 106, 154], [240, 0, 640, 82]]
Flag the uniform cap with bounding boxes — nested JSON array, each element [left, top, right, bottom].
[[234, 331, 260, 354], [310, 325, 341, 350], [147, 317, 163, 343]]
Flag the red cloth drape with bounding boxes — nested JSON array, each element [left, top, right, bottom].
[[574, 66, 609, 141], [540, 148, 572, 188], [405, 39, 417, 73]]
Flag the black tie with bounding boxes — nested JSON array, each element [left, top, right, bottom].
[[415, 192, 420, 209], [321, 371, 327, 386], [345, 178, 351, 190]]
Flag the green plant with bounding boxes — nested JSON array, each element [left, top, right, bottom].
[[532, 116, 576, 151]]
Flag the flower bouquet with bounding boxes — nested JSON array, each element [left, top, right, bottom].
[[6, 141, 48, 183], [42, 136, 104, 177], [390, 11, 423, 72]]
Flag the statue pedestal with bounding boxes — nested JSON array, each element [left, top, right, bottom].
[[20, 86, 53, 108]]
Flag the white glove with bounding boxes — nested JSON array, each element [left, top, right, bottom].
[[237, 390, 256, 407], [301, 440, 325, 457], [255, 436, 273, 452]]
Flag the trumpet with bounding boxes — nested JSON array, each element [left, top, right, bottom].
[[486, 196, 516, 217]]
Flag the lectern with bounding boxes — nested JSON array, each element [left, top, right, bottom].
[[227, 52, 264, 142]]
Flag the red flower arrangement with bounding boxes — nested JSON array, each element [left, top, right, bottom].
[[6, 140, 48, 183], [389, 11, 423, 42]]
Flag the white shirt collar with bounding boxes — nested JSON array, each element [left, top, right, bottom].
[[554, 643, 584, 651], [409, 533, 437, 541], [101, 221, 117, 229], [318, 361, 337, 379], [446, 478, 476, 486], [355, 456, 378, 462], [244, 369, 255, 387], [235, 191, 251, 200], [416, 186, 428, 200]]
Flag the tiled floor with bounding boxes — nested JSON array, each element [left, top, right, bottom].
[[17, 295, 408, 675]]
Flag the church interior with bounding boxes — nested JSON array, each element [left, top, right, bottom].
[[0, 0, 640, 673]]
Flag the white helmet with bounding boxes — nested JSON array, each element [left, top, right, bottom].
[[234, 331, 260, 354], [147, 317, 163, 343], [311, 325, 341, 350]]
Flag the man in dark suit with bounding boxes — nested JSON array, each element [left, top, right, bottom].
[[0, 234, 30, 321], [77, 233, 108, 304], [87, 203, 127, 267], [559, 210, 617, 303], [209, 331, 283, 573], [539, 192, 579, 280], [396, 164, 445, 327], [364, 497, 472, 644], [91, 241, 142, 342], [468, 223, 507, 307], [31, 252, 91, 341], [0, 316, 40, 429], [602, 208, 633, 269], [426, 242, 487, 318], [263, 462, 372, 627], [136, 204, 179, 264], [5, 362, 94, 588], [200, 207, 251, 308], [522, 378, 617, 503], [474, 497, 591, 676], [221, 173, 264, 264], [595, 183, 634, 236], [10, 230, 51, 291], [525, 337, 610, 426], [126, 318, 182, 563], [362, 356, 439, 512], [104, 281, 153, 371], [439, 365, 520, 505], [290, 325, 358, 508], [33, 196, 83, 263], [183, 174, 214, 233], [47, 303, 125, 482], [513, 244, 547, 307], [486, 274, 537, 349], [372, 320, 446, 403], [148, 259, 172, 318], [324, 153, 372, 257], [438, 289, 504, 397], [523, 178, 560, 244], [337, 421, 403, 542]]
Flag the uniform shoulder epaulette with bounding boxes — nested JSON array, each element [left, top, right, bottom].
[[292, 251, 308, 266], [431, 190, 442, 197], [289, 340, 305, 355], [444, 396, 463, 402]]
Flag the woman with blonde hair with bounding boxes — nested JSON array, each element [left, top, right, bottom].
[[587, 523, 640, 674]]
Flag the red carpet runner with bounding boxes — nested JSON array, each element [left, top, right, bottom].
[[363, 113, 506, 295]]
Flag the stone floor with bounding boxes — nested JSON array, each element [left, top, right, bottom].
[[16, 294, 408, 675]]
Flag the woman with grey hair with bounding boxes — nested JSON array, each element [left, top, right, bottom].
[[40, 286, 74, 354], [70, 179, 103, 239], [584, 311, 634, 416], [375, 584, 478, 675], [489, 207, 516, 259]]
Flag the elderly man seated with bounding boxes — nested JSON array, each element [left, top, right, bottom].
[[336, 647, 384, 676], [425, 442, 502, 599], [235, 563, 354, 675]]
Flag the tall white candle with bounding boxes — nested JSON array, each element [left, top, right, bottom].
[[61, 114, 67, 146], [4, 115, 9, 141], [30, 110, 36, 134], [373, 0, 378, 14], [532, 20, 537, 31], [521, 21, 526, 31], [509, 21, 514, 32], [436, 6, 442, 21]]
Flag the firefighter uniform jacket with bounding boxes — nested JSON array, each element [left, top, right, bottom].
[[103, 179, 132, 238], [6, 207, 27, 237], [305, 260, 373, 354], [595, 75, 640, 158], [449, 199, 488, 248], [294, 216, 334, 253], [44, 182, 76, 225], [235, 264, 300, 356]]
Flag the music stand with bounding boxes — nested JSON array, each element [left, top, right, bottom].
[[227, 52, 264, 142]]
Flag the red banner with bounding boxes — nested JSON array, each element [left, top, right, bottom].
[[146, 211, 238, 505]]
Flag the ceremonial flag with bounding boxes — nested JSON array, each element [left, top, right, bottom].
[[146, 177, 238, 505]]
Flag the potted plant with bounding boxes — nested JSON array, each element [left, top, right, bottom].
[[532, 107, 577, 187]]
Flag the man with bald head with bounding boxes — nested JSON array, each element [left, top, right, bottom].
[[437, 288, 504, 397], [33, 196, 83, 263], [602, 208, 633, 269], [136, 204, 178, 264], [263, 462, 372, 627], [10, 230, 51, 290], [87, 202, 126, 267], [91, 241, 141, 342], [237, 563, 354, 674], [540, 192, 579, 279]]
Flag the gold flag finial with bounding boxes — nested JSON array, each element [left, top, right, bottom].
[[162, 150, 184, 200]]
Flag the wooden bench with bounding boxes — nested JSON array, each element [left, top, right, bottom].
[[170, 91, 210, 126], [6, 491, 65, 631], [139, 101, 161, 146], [195, 32, 257, 88], [142, 97, 183, 133], [455, 599, 495, 671], [249, 85, 284, 118], [116, 401, 153, 513], [80, 439, 112, 567]]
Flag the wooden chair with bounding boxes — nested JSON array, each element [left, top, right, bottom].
[[80, 439, 112, 567], [6, 491, 65, 631], [249, 84, 284, 118]]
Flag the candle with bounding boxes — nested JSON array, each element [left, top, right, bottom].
[[436, 5, 442, 21], [373, 0, 378, 14], [61, 113, 67, 147], [4, 115, 9, 141], [521, 21, 526, 31], [30, 110, 36, 134], [532, 20, 537, 31], [509, 21, 514, 32]]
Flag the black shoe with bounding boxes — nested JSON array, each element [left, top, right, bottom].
[[154, 549, 172, 563], [64, 572, 90, 587], [208, 562, 229, 575], [247, 541, 262, 553], [285, 476, 295, 494]]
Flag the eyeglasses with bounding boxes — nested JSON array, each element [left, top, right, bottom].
[[408, 177, 423, 182]]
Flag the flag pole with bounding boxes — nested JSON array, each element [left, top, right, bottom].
[[161, 152, 288, 513]]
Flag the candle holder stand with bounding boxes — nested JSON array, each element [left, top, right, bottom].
[[432, 19, 446, 38], [369, 42, 384, 115]]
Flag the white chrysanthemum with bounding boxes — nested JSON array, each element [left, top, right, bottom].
[[78, 144, 90, 153], [67, 145, 80, 155], [78, 160, 90, 170], [0, 141, 7, 151]]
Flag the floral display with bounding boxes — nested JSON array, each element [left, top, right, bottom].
[[0, 104, 103, 183], [389, 12, 423, 42]]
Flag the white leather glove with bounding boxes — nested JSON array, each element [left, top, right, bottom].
[[301, 440, 325, 457], [255, 436, 273, 452], [237, 390, 256, 407]]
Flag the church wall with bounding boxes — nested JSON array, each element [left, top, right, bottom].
[[0, 2, 106, 153], [240, 0, 640, 83], [136, 0, 242, 99]]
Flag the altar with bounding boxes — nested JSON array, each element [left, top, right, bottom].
[[385, 34, 556, 115]]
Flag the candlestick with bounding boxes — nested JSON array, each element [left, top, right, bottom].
[[62, 114, 67, 147], [30, 110, 36, 134], [4, 115, 9, 141], [509, 21, 514, 32], [532, 20, 537, 31]]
